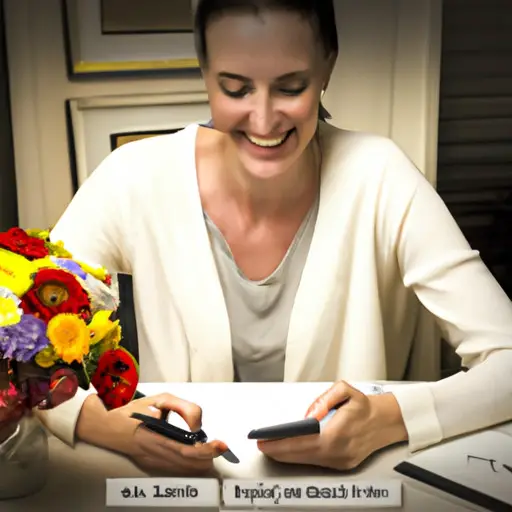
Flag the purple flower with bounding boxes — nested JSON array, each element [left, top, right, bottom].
[[51, 257, 87, 280], [0, 314, 50, 362]]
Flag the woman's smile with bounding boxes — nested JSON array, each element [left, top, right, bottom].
[[235, 128, 297, 161]]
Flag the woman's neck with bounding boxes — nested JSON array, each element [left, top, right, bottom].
[[222, 139, 320, 222]]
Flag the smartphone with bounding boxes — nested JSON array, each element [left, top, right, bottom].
[[247, 408, 340, 441], [131, 412, 240, 464], [248, 385, 385, 441], [131, 412, 208, 445]]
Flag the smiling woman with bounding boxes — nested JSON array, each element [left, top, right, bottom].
[[37, 0, 512, 479], [197, 2, 336, 182]]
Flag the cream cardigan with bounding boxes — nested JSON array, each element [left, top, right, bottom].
[[38, 123, 512, 453]]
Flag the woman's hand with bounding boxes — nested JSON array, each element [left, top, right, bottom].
[[257, 381, 409, 470], [76, 392, 230, 476]]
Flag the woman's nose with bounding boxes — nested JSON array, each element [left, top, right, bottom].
[[248, 92, 276, 135]]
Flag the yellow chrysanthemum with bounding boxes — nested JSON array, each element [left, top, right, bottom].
[[47, 313, 90, 364], [88, 310, 118, 345], [34, 345, 58, 368], [0, 248, 35, 296], [0, 297, 22, 326]]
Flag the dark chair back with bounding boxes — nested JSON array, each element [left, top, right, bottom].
[[117, 273, 140, 363]]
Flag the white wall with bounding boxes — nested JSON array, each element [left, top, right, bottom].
[[3, 0, 442, 228]]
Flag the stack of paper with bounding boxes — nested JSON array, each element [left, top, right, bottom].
[[395, 428, 512, 511]]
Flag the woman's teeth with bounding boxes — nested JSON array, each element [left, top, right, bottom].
[[246, 131, 290, 147]]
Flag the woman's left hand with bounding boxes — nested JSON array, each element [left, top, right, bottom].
[[257, 381, 409, 470]]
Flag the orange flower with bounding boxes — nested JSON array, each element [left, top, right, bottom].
[[47, 314, 90, 364]]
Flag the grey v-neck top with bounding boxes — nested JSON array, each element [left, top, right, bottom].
[[204, 199, 319, 382]]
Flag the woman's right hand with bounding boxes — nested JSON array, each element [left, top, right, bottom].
[[75, 392, 229, 476]]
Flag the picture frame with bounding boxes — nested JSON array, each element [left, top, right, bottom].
[[62, 0, 200, 77], [66, 91, 211, 190], [100, 0, 193, 35]]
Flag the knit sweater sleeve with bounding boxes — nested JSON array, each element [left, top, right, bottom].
[[383, 143, 512, 451]]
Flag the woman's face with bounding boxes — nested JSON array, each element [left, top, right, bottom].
[[202, 10, 333, 180]]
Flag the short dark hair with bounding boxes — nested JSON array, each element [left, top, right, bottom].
[[194, 0, 338, 120]]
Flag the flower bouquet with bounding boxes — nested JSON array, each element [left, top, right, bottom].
[[0, 227, 140, 446]]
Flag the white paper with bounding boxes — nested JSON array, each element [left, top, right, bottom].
[[354, 383, 385, 395], [105, 478, 219, 507], [222, 479, 402, 508], [400, 430, 512, 505]]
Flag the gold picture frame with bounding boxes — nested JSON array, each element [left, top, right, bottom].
[[62, 0, 199, 77]]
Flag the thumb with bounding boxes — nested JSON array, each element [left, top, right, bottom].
[[143, 393, 204, 431], [305, 381, 356, 420]]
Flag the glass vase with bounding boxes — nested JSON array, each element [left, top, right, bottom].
[[0, 414, 49, 499]]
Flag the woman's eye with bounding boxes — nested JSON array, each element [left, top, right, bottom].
[[221, 85, 251, 98], [278, 84, 308, 96], [219, 81, 308, 99]]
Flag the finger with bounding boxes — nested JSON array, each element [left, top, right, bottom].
[[145, 393, 203, 431], [256, 433, 320, 462], [305, 381, 360, 419], [165, 438, 229, 460]]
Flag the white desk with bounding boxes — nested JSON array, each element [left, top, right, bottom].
[[1, 382, 487, 511]]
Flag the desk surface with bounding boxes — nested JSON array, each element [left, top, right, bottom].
[[2, 382, 486, 511]]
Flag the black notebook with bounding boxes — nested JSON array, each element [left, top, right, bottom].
[[394, 429, 512, 512]]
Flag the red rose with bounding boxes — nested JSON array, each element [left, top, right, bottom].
[[0, 227, 48, 260], [20, 268, 91, 323]]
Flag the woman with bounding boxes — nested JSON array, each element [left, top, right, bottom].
[[37, 0, 512, 476]]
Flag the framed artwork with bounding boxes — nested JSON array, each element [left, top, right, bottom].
[[62, 0, 200, 77], [66, 91, 211, 189], [101, 0, 193, 34]]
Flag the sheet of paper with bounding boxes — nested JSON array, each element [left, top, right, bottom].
[[401, 430, 512, 505]]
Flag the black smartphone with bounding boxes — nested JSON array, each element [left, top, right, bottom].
[[131, 412, 208, 445], [247, 417, 321, 441], [130, 410, 240, 464]]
